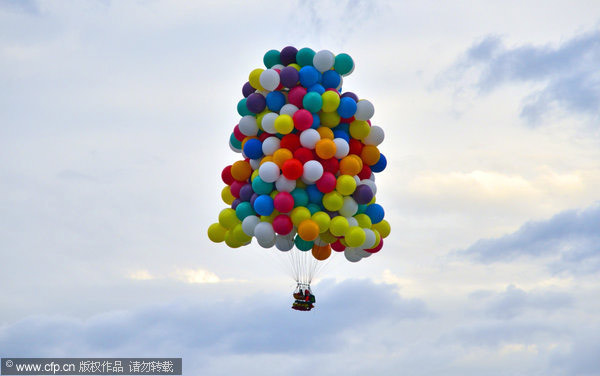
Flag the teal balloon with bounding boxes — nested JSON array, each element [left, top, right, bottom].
[[237, 98, 253, 116], [356, 204, 367, 214], [252, 176, 273, 195], [296, 47, 316, 67], [235, 202, 255, 220], [294, 235, 314, 251], [302, 92, 323, 113], [230, 133, 242, 149], [334, 53, 354, 75], [263, 49, 281, 68], [291, 188, 309, 207], [307, 203, 321, 215]]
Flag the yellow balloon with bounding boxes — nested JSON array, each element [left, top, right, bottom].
[[323, 191, 343, 211], [319, 230, 337, 244], [249, 68, 264, 90], [207, 223, 227, 243], [224, 230, 243, 248], [349, 120, 370, 140], [218, 208, 240, 229], [329, 216, 349, 237], [336, 175, 356, 196], [354, 213, 372, 228], [312, 211, 331, 233], [372, 219, 391, 238], [232, 223, 252, 243], [290, 206, 311, 227], [345, 226, 366, 247], [319, 111, 341, 128], [221, 186, 235, 205]]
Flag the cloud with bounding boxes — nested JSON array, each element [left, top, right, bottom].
[[459, 203, 600, 274], [443, 29, 600, 123]]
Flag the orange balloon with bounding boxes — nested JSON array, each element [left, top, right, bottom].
[[316, 127, 334, 140], [361, 145, 381, 166], [298, 219, 320, 241], [272, 148, 293, 168], [312, 244, 332, 261], [339, 155, 362, 176], [231, 160, 252, 181], [315, 139, 337, 159]]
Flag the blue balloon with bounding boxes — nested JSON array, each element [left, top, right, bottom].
[[337, 96, 357, 118], [311, 113, 321, 129], [307, 83, 325, 95], [365, 203, 385, 224], [333, 123, 349, 133], [370, 153, 387, 173], [306, 184, 323, 204], [322, 70, 341, 89], [333, 129, 350, 142], [253, 194, 274, 216], [243, 138, 263, 159], [266, 91, 286, 112], [299, 66, 320, 88]]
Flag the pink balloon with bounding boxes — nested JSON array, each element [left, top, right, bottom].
[[272, 214, 293, 235]]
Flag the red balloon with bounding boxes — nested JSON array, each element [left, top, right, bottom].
[[340, 116, 355, 124], [349, 139, 363, 155], [272, 214, 293, 235], [221, 165, 234, 185], [331, 239, 345, 252], [233, 125, 245, 141], [316, 172, 336, 193], [282, 158, 303, 180], [357, 164, 372, 180], [293, 147, 315, 164], [292, 109, 313, 131], [288, 86, 307, 108], [320, 157, 339, 174], [280, 134, 300, 152], [273, 191, 294, 213], [230, 180, 245, 198], [259, 132, 273, 141]]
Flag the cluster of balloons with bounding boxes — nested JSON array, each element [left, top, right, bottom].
[[207, 46, 391, 263]]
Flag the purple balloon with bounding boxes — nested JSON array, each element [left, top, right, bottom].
[[325, 210, 338, 218], [341, 91, 359, 102], [242, 81, 254, 98], [353, 184, 374, 205], [239, 183, 254, 202], [280, 66, 299, 88], [246, 93, 266, 113], [280, 46, 298, 66], [231, 198, 241, 210], [250, 193, 259, 207]]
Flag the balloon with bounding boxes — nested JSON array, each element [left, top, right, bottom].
[[322, 70, 341, 89], [355, 99, 374, 121], [312, 244, 332, 261], [302, 160, 323, 182], [258, 161, 280, 183], [316, 172, 337, 193], [298, 219, 320, 241], [361, 145, 380, 166], [288, 86, 307, 108], [241, 215, 260, 236], [323, 191, 343, 211], [279, 103, 299, 116], [207, 223, 228, 242], [243, 138, 263, 159], [353, 184, 374, 205], [321, 90, 340, 112], [281, 158, 303, 180], [334, 53, 354, 76], [303, 92, 323, 113], [266, 91, 286, 112], [263, 49, 281, 68], [336, 174, 357, 195], [299, 128, 321, 149], [280, 46, 298, 66], [274, 114, 294, 134], [299, 66, 320, 88], [313, 50, 335, 72], [275, 174, 296, 192], [246, 92, 266, 113], [280, 66, 299, 88], [274, 191, 294, 213], [272, 214, 293, 235], [311, 211, 331, 233], [275, 233, 295, 251], [365, 203, 385, 224], [259, 69, 280, 91], [296, 47, 316, 67], [339, 196, 358, 217], [292, 109, 313, 131]]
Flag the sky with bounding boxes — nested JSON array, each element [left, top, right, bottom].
[[1, 0, 599, 375]]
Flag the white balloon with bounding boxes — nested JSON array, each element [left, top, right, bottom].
[[302, 160, 323, 182], [239, 115, 258, 136], [356, 249, 372, 258], [339, 196, 358, 217], [299, 129, 320, 149], [259, 69, 280, 92], [275, 175, 296, 192], [353, 175, 361, 186], [313, 50, 335, 73], [249, 158, 261, 170], [258, 161, 280, 183], [355, 100, 375, 121], [275, 234, 294, 251], [333, 138, 349, 159], [346, 216, 358, 227], [254, 222, 275, 247], [242, 216, 260, 236], [361, 229, 376, 249], [261, 112, 278, 134], [344, 247, 363, 262], [363, 125, 385, 146], [262, 136, 280, 155], [271, 64, 285, 70], [279, 103, 299, 116]]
